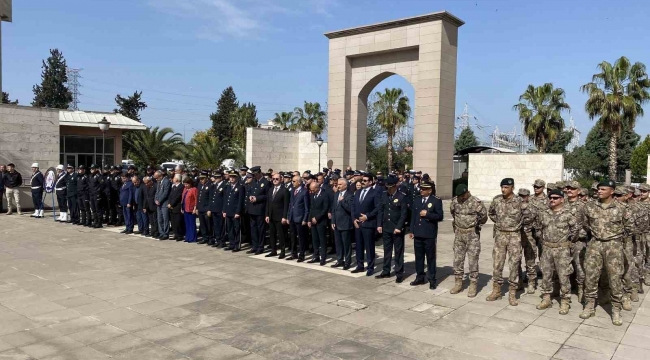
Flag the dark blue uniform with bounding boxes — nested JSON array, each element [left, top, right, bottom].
[[66, 172, 79, 223], [55, 172, 69, 216], [209, 180, 227, 247], [77, 172, 91, 225], [377, 190, 408, 278], [197, 181, 212, 243], [89, 172, 105, 227], [30, 170, 44, 215], [224, 181, 245, 251], [246, 177, 270, 254], [411, 194, 444, 285], [119, 179, 135, 233]]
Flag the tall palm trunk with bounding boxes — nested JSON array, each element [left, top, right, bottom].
[[386, 129, 394, 172], [608, 133, 618, 180]]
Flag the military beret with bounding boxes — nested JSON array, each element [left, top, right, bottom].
[[420, 180, 435, 189], [518, 188, 530, 196], [533, 179, 546, 187], [455, 184, 468, 197], [613, 186, 627, 195], [500, 178, 514, 186], [548, 189, 563, 198], [565, 180, 581, 189], [598, 180, 616, 189]]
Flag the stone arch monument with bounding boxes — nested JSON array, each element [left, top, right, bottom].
[[325, 11, 464, 197]]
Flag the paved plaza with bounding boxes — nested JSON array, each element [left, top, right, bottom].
[[0, 212, 649, 360]]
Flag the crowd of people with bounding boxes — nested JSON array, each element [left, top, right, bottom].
[[1, 161, 647, 326]]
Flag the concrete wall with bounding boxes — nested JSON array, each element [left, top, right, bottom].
[[246, 128, 328, 173], [468, 153, 564, 201]]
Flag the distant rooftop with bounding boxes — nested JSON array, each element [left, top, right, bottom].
[[324, 11, 464, 39], [59, 110, 147, 131]]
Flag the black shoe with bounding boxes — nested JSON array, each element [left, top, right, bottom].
[[120, 230, 127, 234], [177, 237, 184, 242], [246, 250, 255, 254], [366, 270, 374, 277], [331, 261, 343, 268], [285, 255, 295, 261], [375, 272, 391, 279], [134, 231, 141, 234], [429, 281, 437, 290], [396, 276, 404, 284], [161, 236, 169, 240], [198, 240, 207, 244], [297, 258, 305, 263], [320, 260, 326, 266], [308, 258, 320, 264], [265, 252, 278, 257], [410, 278, 426, 286], [125, 231, 133, 235], [278, 253, 285, 259], [255, 251, 263, 255], [351, 268, 365, 274], [232, 248, 241, 252], [225, 247, 234, 251], [343, 265, 351, 270]]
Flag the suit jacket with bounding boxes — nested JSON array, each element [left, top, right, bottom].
[[143, 184, 157, 212], [119, 180, 134, 207], [287, 185, 310, 223], [410, 195, 444, 239], [246, 177, 270, 216], [309, 188, 330, 224], [134, 184, 145, 210], [168, 183, 184, 214], [197, 182, 212, 212], [331, 189, 354, 231], [154, 176, 171, 206], [266, 184, 289, 221], [223, 182, 244, 216], [378, 190, 408, 233], [352, 187, 380, 229], [208, 181, 227, 213]]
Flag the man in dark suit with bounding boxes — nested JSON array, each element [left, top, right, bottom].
[[351, 173, 381, 276], [308, 182, 330, 265], [65, 165, 79, 224], [142, 177, 159, 238], [287, 175, 310, 261], [208, 172, 227, 247], [197, 172, 213, 244], [134, 176, 148, 235], [224, 171, 245, 252], [119, 172, 135, 234], [168, 174, 184, 241], [331, 178, 354, 269], [376, 175, 408, 283], [246, 166, 270, 255], [410, 180, 444, 289], [154, 171, 171, 239], [265, 172, 289, 258]]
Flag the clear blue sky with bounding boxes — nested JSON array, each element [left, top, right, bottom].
[[3, 0, 650, 143]]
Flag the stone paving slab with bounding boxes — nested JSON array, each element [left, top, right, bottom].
[[0, 212, 648, 360]]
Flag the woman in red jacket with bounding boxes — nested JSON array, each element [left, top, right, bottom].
[[182, 177, 198, 242]]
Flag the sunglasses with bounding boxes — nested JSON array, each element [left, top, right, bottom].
[[533, 185, 543, 189], [362, 179, 370, 183], [272, 178, 281, 181], [549, 196, 563, 200], [641, 190, 649, 193]]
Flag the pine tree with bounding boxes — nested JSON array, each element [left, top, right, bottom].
[[32, 49, 73, 109], [630, 135, 650, 178], [2, 92, 18, 104], [454, 127, 479, 152], [209, 87, 238, 144], [114, 91, 147, 122]]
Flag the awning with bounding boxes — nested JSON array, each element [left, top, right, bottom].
[[59, 110, 147, 131]]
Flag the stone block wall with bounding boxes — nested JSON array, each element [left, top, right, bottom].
[[468, 153, 564, 201], [246, 128, 328, 173]]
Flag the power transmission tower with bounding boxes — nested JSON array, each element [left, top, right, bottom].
[[67, 67, 82, 110]]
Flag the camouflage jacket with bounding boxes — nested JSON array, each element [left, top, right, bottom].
[[565, 199, 588, 240], [628, 201, 649, 235], [529, 195, 548, 212], [450, 195, 487, 230], [579, 200, 634, 241], [537, 207, 579, 244], [521, 201, 537, 232], [488, 195, 525, 232]]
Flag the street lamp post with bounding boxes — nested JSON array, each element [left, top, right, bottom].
[[316, 137, 324, 172], [98, 117, 111, 169]]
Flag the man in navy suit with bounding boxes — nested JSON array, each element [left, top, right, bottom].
[[208, 172, 227, 247], [351, 173, 381, 276], [331, 178, 354, 269], [287, 175, 310, 261], [410, 180, 444, 289], [308, 182, 330, 265], [119, 172, 135, 234]]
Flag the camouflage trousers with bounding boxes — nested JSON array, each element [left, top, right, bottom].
[[453, 228, 481, 280], [521, 230, 537, 281], [584, 240, 624, 305], [636, 234, 647, 281], [492, 230, 522, 287], [571, 240, 587, 286], [623, 237, 639, 293], [540, 244, 572, 299]]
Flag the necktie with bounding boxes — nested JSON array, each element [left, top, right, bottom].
[[360, 189, 367, 203], [294, 188, 299, 196], [422, 197, 426, 205], [338, 193, 343, 203], [273, 186, 278, 199]]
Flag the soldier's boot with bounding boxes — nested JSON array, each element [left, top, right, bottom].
[[577, 285, 585, 305], [450, 277, 464, 295], [467, 281, 478, 298], [612, 305, 623, 326], [630, 286, 639, 302], [579, 299, 596, 319], [559, 298, 570, 315], [536, 294, 552, 310], [645, 277, 650, 287], [639, 280, 645, 294], [508, 286, 519, 306], [526, 281, 536, 295], [486, 282, 502, 301], [622, 295, 633, 311]]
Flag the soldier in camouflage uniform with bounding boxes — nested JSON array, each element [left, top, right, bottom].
[[621, 186, 646, 304], [530, 179, 549, 262], [536, 189, 579, 314], [579, 188, 589, 201], [639, 183, 650, 288], [579, 180, 633, 326], [564, 180, 588, 303], [487, 178, 527, 306], [590, 182, 599, 201], [518, 188, 538, 294], [450, 184, 487, 297], [547, 183, 558, 192]]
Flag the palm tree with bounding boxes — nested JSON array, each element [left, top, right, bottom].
[[581, 56, 650, 179], [125, 127, 185, 168], [512, 83, 570, 153], [292, 101, 327, 137], [272, 111, 295, 130], [372, 88, 411, 171], [185, 135, 244, 169]]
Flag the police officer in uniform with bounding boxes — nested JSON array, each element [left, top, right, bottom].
[[77, 165, 91, 226], [88, 164, 105, 228], [110, 166, 123, 226], [30, 163, 44, 218], [409, 180, 444, 289], [65, 165, 79, 224], [197, 171, 213, 244], [247, 166, 270, 254], [54, 165, 68, 222], [102, 165, 112, 224], [224, 171, 245, 252], [209, 172, 226, 247], [376, 175, 408, 283]]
